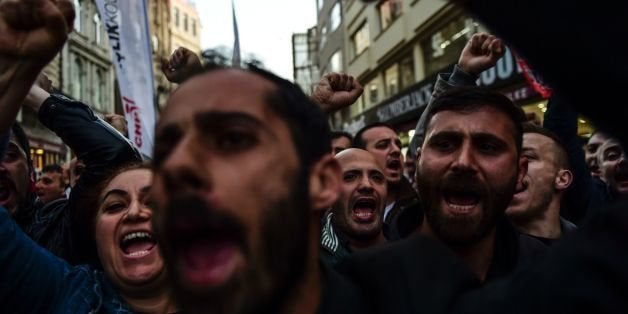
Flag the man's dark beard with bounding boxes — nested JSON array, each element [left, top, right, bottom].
[[157, 174, 311, 314], [417, 168, 516, 247]]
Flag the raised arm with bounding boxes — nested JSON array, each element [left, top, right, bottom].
[[409, 33, 504, 156], [23, 84, 142, 262], [0, 0, 74, 133]]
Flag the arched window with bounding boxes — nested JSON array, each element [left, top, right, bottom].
[[94, 69, 104, 109], [73, 0, 82, 32], [93, 13, 101, 44], [72, 57, 84, 100]]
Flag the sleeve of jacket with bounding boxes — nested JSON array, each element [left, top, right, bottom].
[[408, 65, 479, 157], [543, 94, 604, 224], [38, 94, 142, 262], [0, 206, 95, 312]]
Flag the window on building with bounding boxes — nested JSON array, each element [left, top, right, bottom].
[[94, 70, 104, 110], [73, 0, 82, 32], [72, 57, 84, 100], [329, 50, 342, 72], [366, 77, 379, 107], [317, 0, 323, 11], [330, 2, 341, 32], [400, 55, 415, 90], [384, 63, 399, 96], [421, 16, 477, 76], [378, 0, 402, 31], [184, 13, 188, 32], [351, 22, 370, 58], [93, 13, 101, 44], [174, 7, 179, 27], [320, 25, 328, 48], [192, 20, 197, 36]]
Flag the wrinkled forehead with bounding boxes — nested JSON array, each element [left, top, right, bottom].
[[427, 108, 518, 142], [337, 149, 383, 172], [161, 69, 279, 125], [363, 126, 398, 142]]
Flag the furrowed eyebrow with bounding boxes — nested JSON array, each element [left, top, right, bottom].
[[194, 111, 264, 131], [428, 131, 461, 142]]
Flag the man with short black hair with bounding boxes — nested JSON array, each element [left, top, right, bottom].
[[331, 131, 353, 155], [353, 122, 421, 239], [35, 164, 66, 205], [153, 63, 366, 314], [416, 86, 545, 282], [506, 123, 576, 245]]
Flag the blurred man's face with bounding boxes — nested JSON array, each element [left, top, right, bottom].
[[598, 139, 628, 197], [361, 126, 403, 184], [0, 137, 30, 214], [35, 170, 66, 204], [585, 132, 609, 179], [331, 136, 351, 155], [417, 107, 525, 246], [331, 149, 386, 243], [507, 133, 565, 221], [152, 69, 310, 314]]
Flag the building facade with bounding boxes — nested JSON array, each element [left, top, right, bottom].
[[170, 0, 202, 54], [292, 26, 320, 95], [148, 0, 174, 108], [311, 0, 592, 153], [20, 0, 180, 173]]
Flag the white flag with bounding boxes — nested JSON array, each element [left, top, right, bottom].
[[95, 0, 156, 158]]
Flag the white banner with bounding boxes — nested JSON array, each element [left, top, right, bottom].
[[95, 0, 155, 158]]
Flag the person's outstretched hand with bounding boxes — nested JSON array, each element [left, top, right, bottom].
[[312, 73, 364, 113]]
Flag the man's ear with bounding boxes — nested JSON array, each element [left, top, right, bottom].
[[555, 169, 573, 191], [515, 156, 528, 192], [309, 154, 341, 212]]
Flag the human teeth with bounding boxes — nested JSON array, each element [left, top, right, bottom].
[[123, 232, 151, 242], [448, 204, 475, 210], [128, 250, 149, 257]]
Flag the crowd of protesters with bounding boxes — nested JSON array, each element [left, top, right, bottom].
[[1, 0, 627, 313]]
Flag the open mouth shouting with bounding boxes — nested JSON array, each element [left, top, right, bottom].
[[442, 188, 482, 216], [386, 159, 402, 176], [162, 196, 248, 290], [351, 197, 378, 223], [119, 230, 157, 259]]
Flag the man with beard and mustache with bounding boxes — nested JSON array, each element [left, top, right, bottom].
[[415, 86, 547, 283], [321, 148, 387, 265], [506, 123, 577, 246], [353, 123, 422, 240], [151, 64, 367, 314]]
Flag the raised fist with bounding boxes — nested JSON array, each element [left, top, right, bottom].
[[161, 47, 203, 84], [312, 72, 364, 113], [458, 32, 505, 76], [0, 0, 75, 67]]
